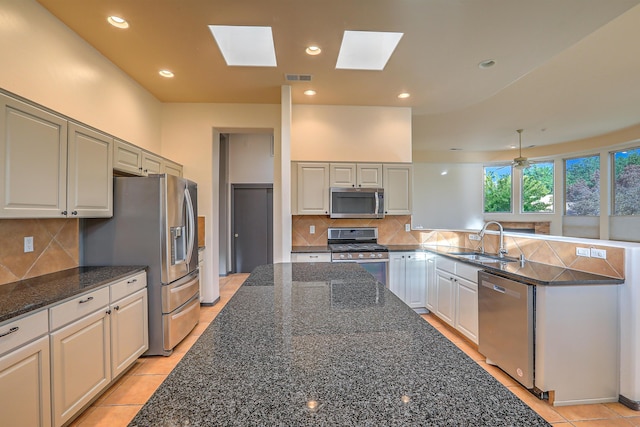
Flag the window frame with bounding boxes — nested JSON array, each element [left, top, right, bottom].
[[611, 145, 640, 216], [563, 154, 600, 217], [483, 163, 513, 214], [519, 160, 555, 214]]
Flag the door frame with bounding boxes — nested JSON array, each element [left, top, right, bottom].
[[230, 183, 274, 273]]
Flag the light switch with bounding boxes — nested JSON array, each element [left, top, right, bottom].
[[591, 248, 606, 259], [576, 247, 590, 257], [310, 225, 315, 234], [405, 224, 411, 232], [24, 236, 34, 253]]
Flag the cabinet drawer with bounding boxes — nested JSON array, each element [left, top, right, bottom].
[[456, 262, 481, 283], [291, 253, 331, 263], [110, 272, 147, 302], [0, 310, 49, 356], [50, 287, 110, 330], [436, 256, 456, 274]]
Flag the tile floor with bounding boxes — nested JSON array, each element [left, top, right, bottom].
[[69, 273, 640, 427]]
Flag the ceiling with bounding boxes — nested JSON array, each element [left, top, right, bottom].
[[36, 0, 640, 153]]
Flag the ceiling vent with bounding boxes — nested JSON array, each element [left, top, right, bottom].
[[284, 74, 313, 82]]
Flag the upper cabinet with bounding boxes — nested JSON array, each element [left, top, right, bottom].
[[297, 162, 330, 215], [383, 164, 412, 215], [329, 163, 382, 188], [114, 140, 183, 177], [0, 94, 112, 218]]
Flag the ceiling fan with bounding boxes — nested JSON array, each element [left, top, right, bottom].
[[512, 129, 530, 169]]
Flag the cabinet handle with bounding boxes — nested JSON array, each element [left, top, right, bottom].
[[0, 326, 19, 338], [127, 278, 138, 284], [78, 296, 94, 304], [310, 255, 318, 258], [106, 309, 112, 315], [61, 211, 67, 216], [114, 305, 120, 311], [71, 210, 78, 215]]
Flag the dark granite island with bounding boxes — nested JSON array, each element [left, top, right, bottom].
[[130, 263, 550, 426]]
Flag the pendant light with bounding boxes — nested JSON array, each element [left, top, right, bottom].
[[513, 129, 530, 169]]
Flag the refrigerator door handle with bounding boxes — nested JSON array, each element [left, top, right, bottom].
[[185, 187, 196, 265]]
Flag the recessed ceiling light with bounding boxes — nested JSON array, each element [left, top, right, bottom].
[[306, 46, 321, 55], [107, 16, 129, 29], [336, 30, 403, 70], [397, 92, 410, 99], [208, 25, 277, 67], [478, 59, 496, 69], [304, 89, 316, 96], [159, 70, 174, 78]]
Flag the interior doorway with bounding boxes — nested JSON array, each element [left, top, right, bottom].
[[231, 184, 273, 273]]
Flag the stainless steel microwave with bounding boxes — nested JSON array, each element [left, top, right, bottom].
[[329, 187, 384, 219]]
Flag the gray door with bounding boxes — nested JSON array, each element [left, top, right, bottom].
[[232, 184, 273, 273]]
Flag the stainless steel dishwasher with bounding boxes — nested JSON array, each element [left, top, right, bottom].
[[478, 271, 534, 389]]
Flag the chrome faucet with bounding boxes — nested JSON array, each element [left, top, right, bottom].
[[479, 221, 507, 257]]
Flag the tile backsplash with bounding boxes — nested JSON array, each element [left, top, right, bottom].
[[292, 216, 624, 279], [0, 219, 79, 286]]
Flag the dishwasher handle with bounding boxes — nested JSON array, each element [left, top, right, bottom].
[[492, 284, 506, 294]]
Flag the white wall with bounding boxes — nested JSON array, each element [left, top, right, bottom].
[[292, 105, 412, 162], [0, 0, 162, 152], [229, 134, 274, 183], [412, 163, 485, 230]]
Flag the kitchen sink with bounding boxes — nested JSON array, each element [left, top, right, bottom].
[[450, 252, 517, 263]]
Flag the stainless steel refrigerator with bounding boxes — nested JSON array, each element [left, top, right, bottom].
[[82, 174, 199, 356]]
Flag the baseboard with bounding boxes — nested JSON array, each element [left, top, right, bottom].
[[619, 394, 640, 411], [200, 296, 220, 307]]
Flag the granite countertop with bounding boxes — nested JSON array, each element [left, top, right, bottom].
[[291, 245, 331, 253], [0, 266, 147, 324], [130, 262, 550, 427], [388, 245, 624, 286]]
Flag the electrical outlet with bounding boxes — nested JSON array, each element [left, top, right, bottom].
[[591, 248, 606, 259], [469, 234, 481, 241], [24, 236, 34, 253], [576, 247, 590, 257], [309, 225, 315, 234], [405, 224, 411, 232]]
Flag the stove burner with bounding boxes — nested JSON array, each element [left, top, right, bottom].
[[329, 243, 388, 253]]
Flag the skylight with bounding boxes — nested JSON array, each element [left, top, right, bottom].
[[208, 25, 277, 67], [336, 31, 403, 71]]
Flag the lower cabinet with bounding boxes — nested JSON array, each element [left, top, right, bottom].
[[0, 335, 51, 427], [111, 288, 148, 378], [51, 309, 111, 427], [291, 252, 332, 263], [389, 252, 427, 309], [434, 256, 480, 344]]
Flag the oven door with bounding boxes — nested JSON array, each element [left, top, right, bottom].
[[332, 258, 389, 287]]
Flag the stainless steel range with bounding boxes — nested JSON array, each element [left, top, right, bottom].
[[328, 227, 389, 286]]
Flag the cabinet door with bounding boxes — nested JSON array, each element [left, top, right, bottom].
[[0, 336, 51, 427], [357, 164, 383, 187], [383, 164, 412, 215], [141, 151, 163, 175], [111, 289, 148, 378], [297, 163, 329, 214], [435, 269, 455, 326], [291, 252, 332, 263], [388, 253, 406, 301], [51, 308, 111, 427], [456, 276, 479, 344], [113, 139, 143, 175], [405, 253, 427, 308], [0, 93, 67, 218], [425, 257, 437, 311], [329, 163, 356, 187], [67, 123, 113, 217], [163, 159, 183, 177]]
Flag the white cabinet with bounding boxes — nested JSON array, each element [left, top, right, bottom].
[[434, 256, 480, 343], [51, 307, 111, 427], [0, 311, 51, 427], [0, 94, 113, 218], [113, 138, 144, 175], [297, 163, 330, 215], [329, 163, 382, 188], [111, 288, 148, 378], [291, 252, 332, 263], [67, 123, 113, 217], [142, 151, 163, 175], [425, 256, 437, 312], [383, 164, 412, 215], [163, 159, 183, 177], [198, 248, 206, 302], [389, 252, 427, 309]]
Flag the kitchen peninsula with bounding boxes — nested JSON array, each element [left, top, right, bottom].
[[130, 263, 549, 426]]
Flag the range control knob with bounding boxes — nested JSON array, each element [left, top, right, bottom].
[[369, 253, 376, 258], [347, 253, 353, 259], [377, 253, 383, 258], [358, 253, 364, 258], [339, 254, 346, 259]]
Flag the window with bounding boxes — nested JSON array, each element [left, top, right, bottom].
[[483, 165, 512, 213], [565, 156, 600, 216], [521, 162, 554, 213], [613, 146, 640, 215]]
